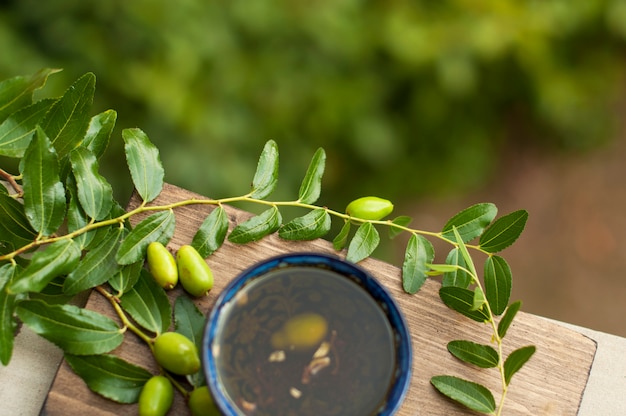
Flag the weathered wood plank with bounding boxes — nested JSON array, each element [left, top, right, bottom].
[[44, 183, 596, 415]]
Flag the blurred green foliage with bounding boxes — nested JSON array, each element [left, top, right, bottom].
[[1, 0, 625, 206]]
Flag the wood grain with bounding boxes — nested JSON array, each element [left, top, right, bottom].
[[43, 183, 597, 415]]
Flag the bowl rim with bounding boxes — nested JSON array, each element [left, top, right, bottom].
[[202, 252, 413, 416]]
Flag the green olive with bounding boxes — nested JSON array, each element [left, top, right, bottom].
[[146, 242, 178, 290], [270, 312, 328, 351], [188, 386, 221, 416], [345, 196, 394, 221], [176, 245, 214, 297], [138, 375, 174, 416], [153, 332, 201, 375]]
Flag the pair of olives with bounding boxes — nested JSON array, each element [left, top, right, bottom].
[[138, 378, 219, 416], [139, 332, 219, 415], [146, 243, 213, 297]]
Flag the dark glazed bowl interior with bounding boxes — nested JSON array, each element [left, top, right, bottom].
[[202, 252, 412, 416]]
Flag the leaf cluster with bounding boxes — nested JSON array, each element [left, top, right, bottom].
[[0, 70, 535, 414]]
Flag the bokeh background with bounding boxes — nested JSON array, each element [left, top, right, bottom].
[[2, 0, 626, 336]]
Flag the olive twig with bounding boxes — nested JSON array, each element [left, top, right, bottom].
[[95, 285, 154, 346]]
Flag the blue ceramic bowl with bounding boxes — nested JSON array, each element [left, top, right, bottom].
[[202, 253, 412, 416]]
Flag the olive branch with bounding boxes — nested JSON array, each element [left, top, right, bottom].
[[0, 70, 534, 415]]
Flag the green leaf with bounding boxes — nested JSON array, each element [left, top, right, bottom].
[[0, 98, 56, 158], [116, 210, 176, 265], [63, 227, 123, 295], [0, 192, 37, 249], [249, 140, 279, 199], [65, 175, 96, 249], [297, 147, 325, 204], [452, 226, 478, 278], [443, 248, 471, 288], [191, 206, 229, 257], [28, 275, 74, 305], [439, 286, 490, 323], [278, 208, 331, 240], [22, 127, 66, 236], [431, 375, 496, 414], [70, 146, 114, 220], [442, 203, 497, 243], [498, 300, 522, 339], [447, 340, 499, 369], [472, 287, 487, 311], [174, 296, 206, 387], [83, 110, 117, 159], [0, 263, 19, 365], [389, 215, 412, 239], [228, 206, 282, 244], [402, 233, 435, 294], [332, 220, 351, 250], [120, 269, 172, 335], [504, 346, 536, 385], [107, 261, 143, 295], [16, 299, 123, 355], [40, 72, 95, 158], [65, 354, 151, 404], [484, 255, 512, 316], [9, 239, 81, 294], [0, 68, 60, 122], [122, 128, 164, 203], [346, 222, 380, 263], [479, 210, 529, 253]]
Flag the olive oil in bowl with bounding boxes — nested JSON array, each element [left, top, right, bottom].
[[203, 253, 412, 416]]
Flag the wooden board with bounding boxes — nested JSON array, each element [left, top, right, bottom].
[[43, 183, 597, 415]]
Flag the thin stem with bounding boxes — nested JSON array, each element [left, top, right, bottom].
[[95, 285, 154, 345], [0, 168, 22, 196]]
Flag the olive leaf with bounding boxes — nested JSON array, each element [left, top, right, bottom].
[[70, 146, 114, 221], [9, 239, 81, 294], [479, 210, 529, 253], [174, 296, 206, 387], [389, 215, 412, 239], [191, 206, 229, 257], [297, 147, 325, 204], [498, 300, 522, 339], [228, 206, 282, 244], [484, 255, 512, 316], [21, 127, 66, 236], [447, 340, 499, 368], [278, 208, 331, 240], [16, 299, 124, 355], [0, 98, 56, 158], [83, 109, 117, 159], [346, 222, 380, 263], [430, 375, 496, 414], [40, 72, 95, 158], [116, 209, 176, 265], [0, 191, 37, 250], [332, 220, 351, 250], [439, 286, 490, 323], [504, 346, 536, 385], [122, 128, 165, 204], [0, 263, 19, 365], [441, 203, 497, 243], [0, 68, 59, 122], [65, 175, 98, 250], [402, 233, 435, 294], [120, 269, 172, 335], [63, 227, 123, 295], [107, 260, 143, 295], [443, 248, 471, 288], [65, 354, 152, 404], [249, 139, 279, 199], [29, 275, 74, 306]]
